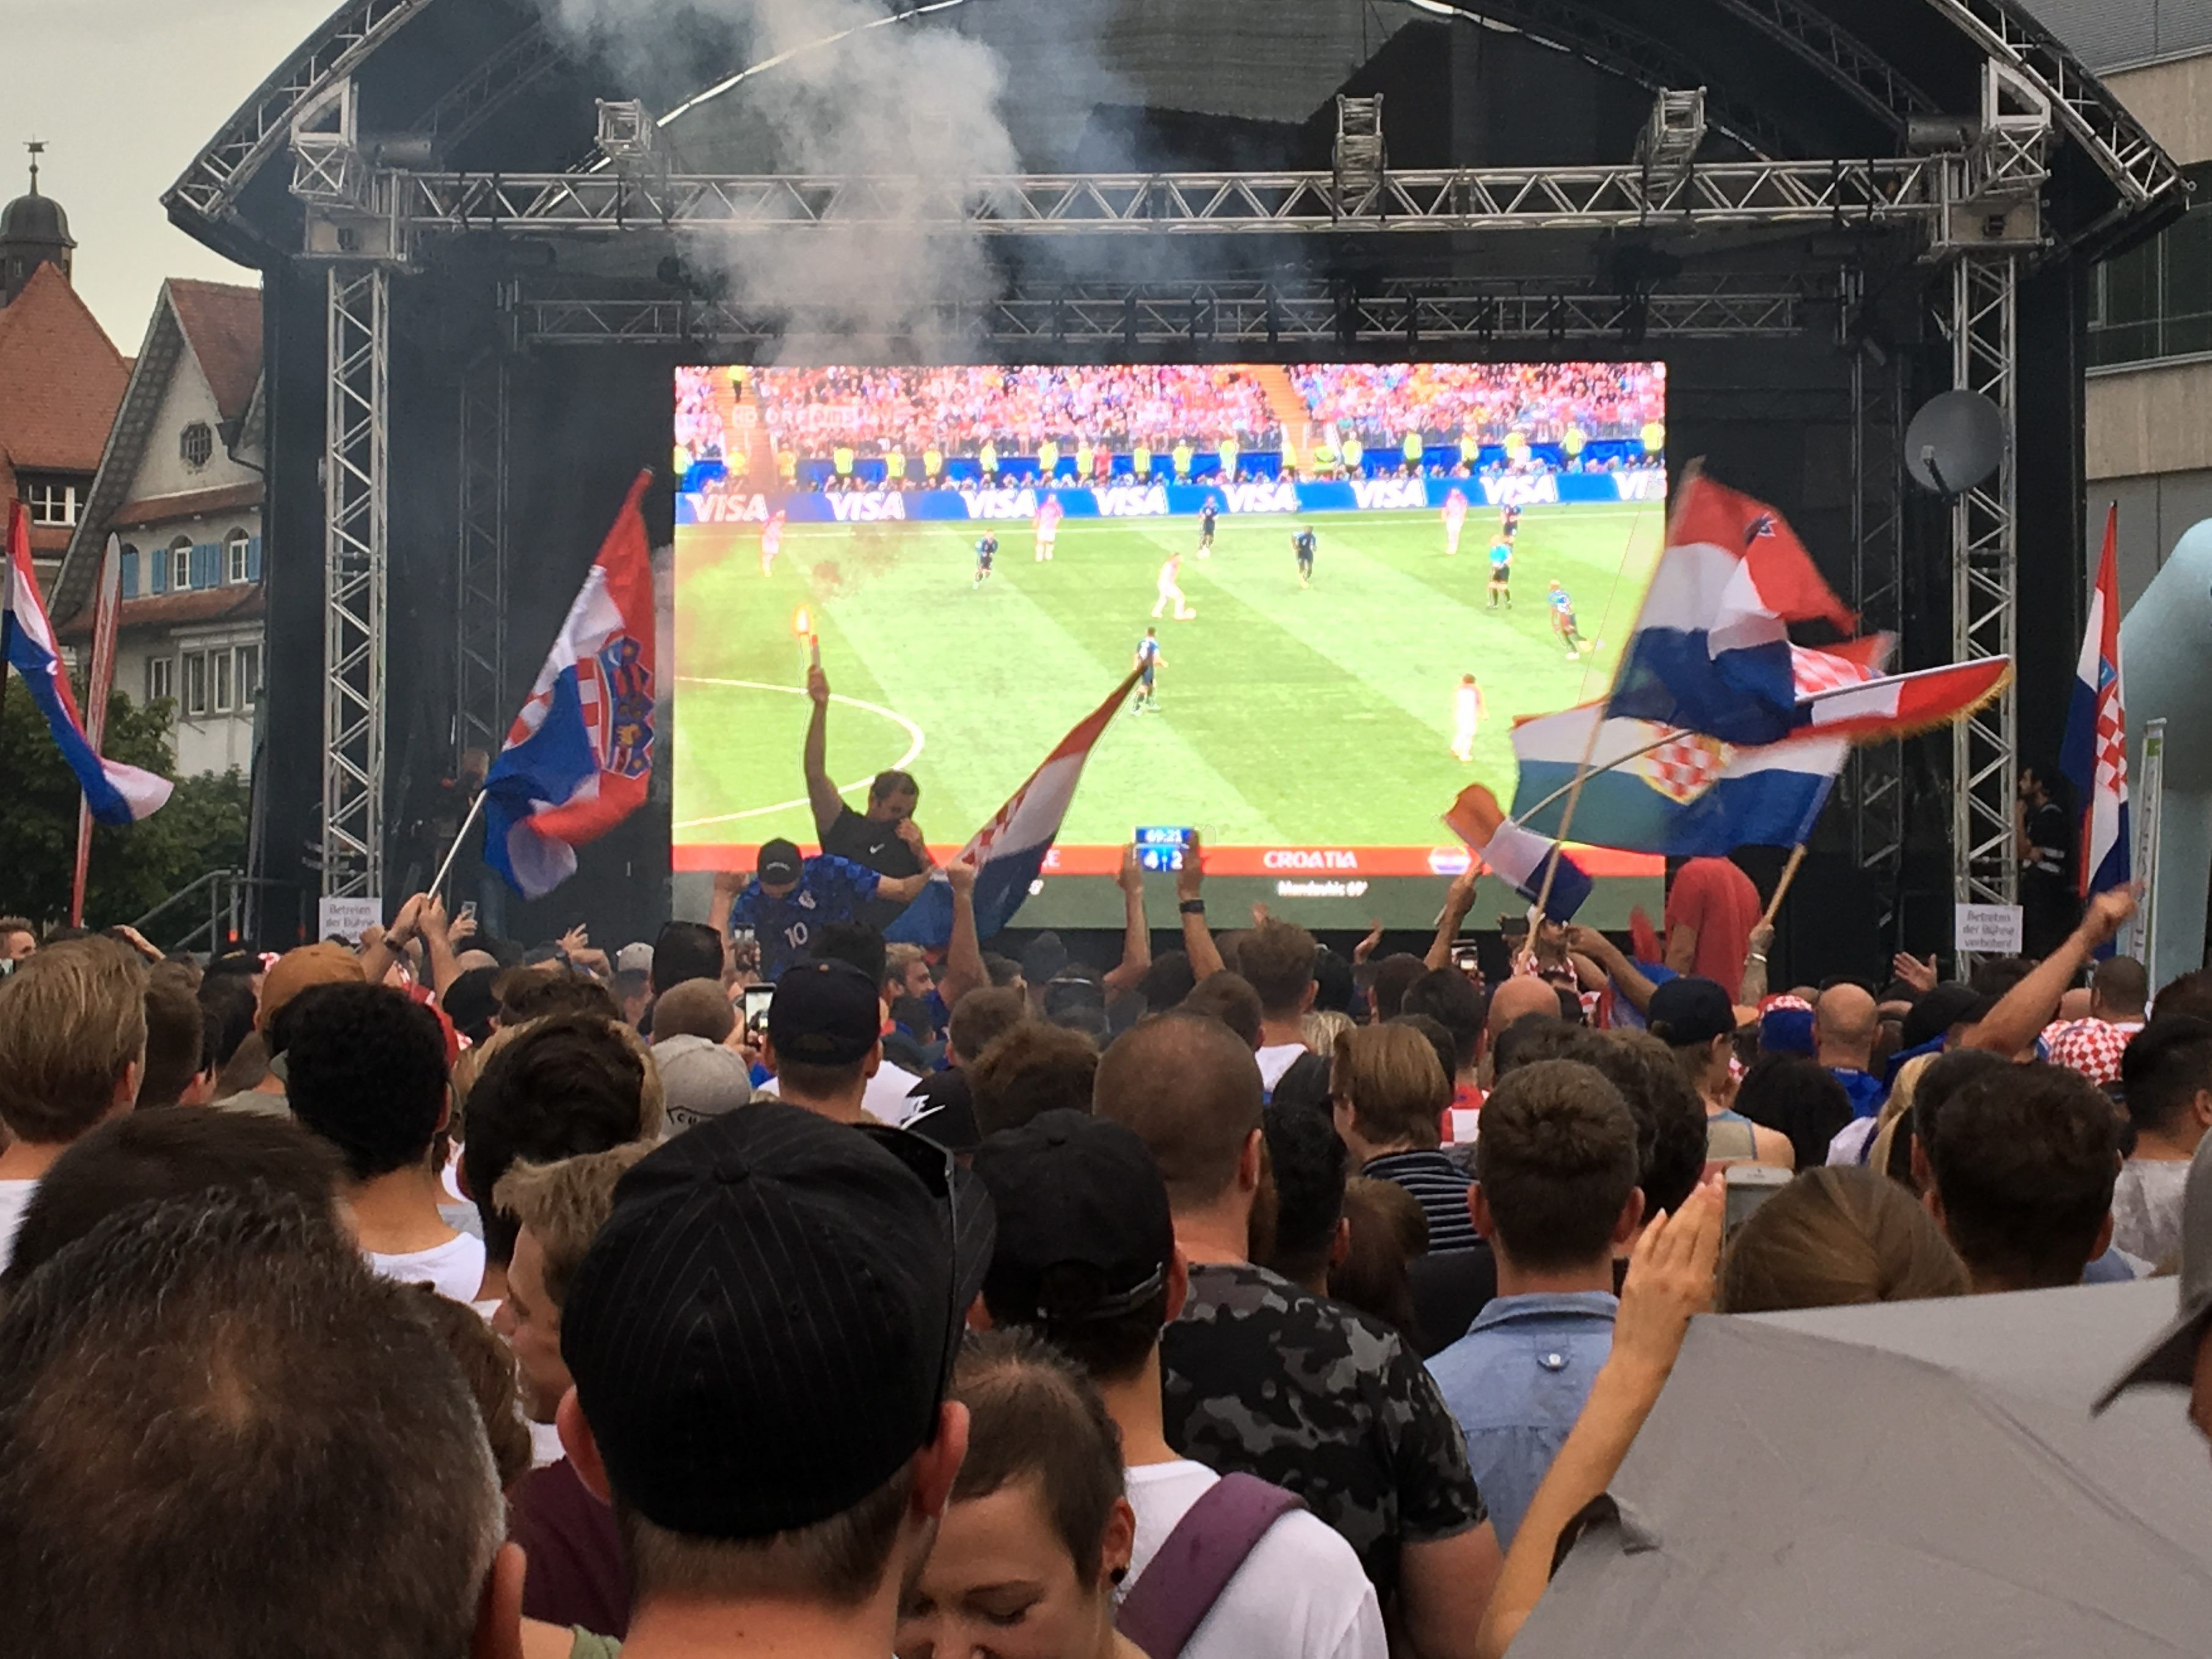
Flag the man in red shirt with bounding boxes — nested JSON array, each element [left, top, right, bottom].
[[1664, 857, 1762, 993]]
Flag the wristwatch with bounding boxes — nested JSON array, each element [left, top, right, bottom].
[[1179, 899, 1207, 917]]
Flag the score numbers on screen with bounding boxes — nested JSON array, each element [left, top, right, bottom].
[[1135, 826, 1195, 873]]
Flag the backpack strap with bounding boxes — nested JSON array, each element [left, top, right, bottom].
[[1116, 1473, 1305, 1659]]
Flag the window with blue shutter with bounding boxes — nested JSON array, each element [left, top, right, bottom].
[[151, 548, 169, 594], [194, 543, 219, 588], [119, 549, 139, 598], [247, 534, 262, 581]]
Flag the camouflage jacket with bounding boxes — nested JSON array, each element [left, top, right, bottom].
[[1160, 1261, 1486, 1598]]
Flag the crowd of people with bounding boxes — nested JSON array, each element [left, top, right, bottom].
[[671, 361, 1666, 480], [4, 736, 2211, 1657], [746, 365, 1279, 462], [1289, 362, 1664, 450]]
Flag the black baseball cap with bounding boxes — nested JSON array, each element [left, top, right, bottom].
[[973, 1109, 1173, 1326], [758, 838, 804, 885], [1647, 975, 1739, 1048], [560, 1103, 994, 1539], [769, 958, 881, 1066]]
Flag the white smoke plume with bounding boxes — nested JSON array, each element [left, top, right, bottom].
[[537, 0, 1021, 336]]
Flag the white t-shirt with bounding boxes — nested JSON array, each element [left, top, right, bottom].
[[368, 1231, 488, 1304], [0, 1177, 38, 1272], [1121, 1460, 1386, 1659], [1256, 1044, 1309, 1092]]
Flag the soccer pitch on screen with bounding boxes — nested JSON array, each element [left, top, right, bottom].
[[670, 361, 1669, 927]]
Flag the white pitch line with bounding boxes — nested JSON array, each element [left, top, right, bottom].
[[672, 678, 925, 830]]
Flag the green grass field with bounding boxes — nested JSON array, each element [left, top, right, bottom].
[[672, 503, 1664, 854]]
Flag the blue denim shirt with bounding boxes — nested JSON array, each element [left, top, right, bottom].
[[1424, 1290, 1618, 1552]]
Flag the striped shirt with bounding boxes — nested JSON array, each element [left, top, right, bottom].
[[1363, 1150, 1482, 1255]]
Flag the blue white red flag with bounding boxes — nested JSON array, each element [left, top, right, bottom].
[[2, 502, 171, 825], [2062, 504, 2129, 903], [1609, 470, 1858, 746], [888, 668, 1143, 946], [1511, 701, 1850, 857], [1443, 782, 1593, 922], [483, 472, 657, 899]]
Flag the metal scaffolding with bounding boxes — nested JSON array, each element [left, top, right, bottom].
[[321, 266, 390, 901], [345, 156, 1952, 242], [509, 272, 1839, 349], [454, 354, 510, 765], [1846, 335, 1907, 942], [1944, 253, 2021, 933]]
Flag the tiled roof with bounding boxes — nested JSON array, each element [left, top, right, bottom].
[[0, 263, 127, 473], [167, 280, 261, 423], [57, 583, 263, 641], [110, 480, 264, 529]]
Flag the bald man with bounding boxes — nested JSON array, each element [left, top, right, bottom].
[[1482, 975, 1565, 1085], [1814, 984, 1886, 1119]]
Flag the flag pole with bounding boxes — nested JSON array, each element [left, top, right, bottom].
[[1759, 843, 1808, 929], [430, 790, 488, 899]]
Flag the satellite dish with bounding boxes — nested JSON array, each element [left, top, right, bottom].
[[1905, 390, 2004, 499]]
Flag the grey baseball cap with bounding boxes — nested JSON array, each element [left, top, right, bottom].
[[2095, 1130, 2212, 1410]]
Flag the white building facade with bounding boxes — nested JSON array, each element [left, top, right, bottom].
[[59, 279, 264, 779]]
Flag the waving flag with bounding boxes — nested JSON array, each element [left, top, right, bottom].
[[888, 669, 1143, 946], [2062, 504, 2129, 903], [1512, 702, 1850, 857], [483, 472, 657, 899], [1443, 782, 1592, 922], [2, 503, 171, 825], [1609, 470, 1857, 746]]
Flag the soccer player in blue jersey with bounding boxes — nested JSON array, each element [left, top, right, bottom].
[[1198, 496, 1219, 558], [973, 531, 998, 589], [1292, 524, 1317, 589], [1133, 626, 1164, 713], [1548, 580, 1587, 658]]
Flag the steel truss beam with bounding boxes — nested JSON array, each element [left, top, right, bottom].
[[360, 157, 1945, 242], [1945, 253, 2018, 950], [1846, 335, 1907, 942], [509, 274, 1837, 348], [166, 0, 435, 223], [322, 267, 390, 901], [1923, 0, 2179, 212], [454, 355, 509, 764]]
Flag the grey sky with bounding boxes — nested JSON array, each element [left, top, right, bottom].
[[0, 0, 334, 347]]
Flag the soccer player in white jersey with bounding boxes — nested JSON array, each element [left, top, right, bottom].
[[1452, 672, 1486, 762], [1152, 552, 1195, 620], [1443, 486, 1468, 556]]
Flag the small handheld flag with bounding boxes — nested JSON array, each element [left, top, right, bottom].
[[482, 472, 657, 899], [1443, 783, 1593, 922]]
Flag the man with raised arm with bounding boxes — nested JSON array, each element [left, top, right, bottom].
[[804, 663, 932, 926]]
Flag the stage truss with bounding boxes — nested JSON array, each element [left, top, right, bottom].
[[278, 60, 2161, 939]]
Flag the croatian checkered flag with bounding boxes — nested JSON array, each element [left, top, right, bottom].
[[2062, 504, 2129, 910]]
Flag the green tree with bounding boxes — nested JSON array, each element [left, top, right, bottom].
[[0, 686, 250, 928]]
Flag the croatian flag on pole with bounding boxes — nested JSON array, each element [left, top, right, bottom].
[[2062, 504, 2128, 903], [1609, 470, 1858, 746], [482, 472, 657, 899], [1443, 782, 1593, 922], [2, 502, 171, 824], [1511, 702, 1850, 857], [888, 668, 1143, 946]]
